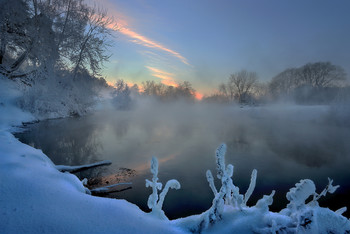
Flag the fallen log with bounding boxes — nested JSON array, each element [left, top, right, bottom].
[[90, 182, 132, 195], [56, 160, 112, 173]]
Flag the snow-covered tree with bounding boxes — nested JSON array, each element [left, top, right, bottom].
[[111, 80, 132, 110], [0, 0, 31, 76], [0, 0, 115, 79]]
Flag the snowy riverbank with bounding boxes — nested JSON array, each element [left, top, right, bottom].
[[0, 131, 187, 233], [2, 128, 350, 233]]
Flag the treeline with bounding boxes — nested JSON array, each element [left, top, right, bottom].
[[141, 80, 196, 101], [113, 61, 348, 108], [203, 61, 348, 105], [111, 80, 197, 109], [0, 0, 114, 118]]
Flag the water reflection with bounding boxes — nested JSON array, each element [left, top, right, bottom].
[[19, 118, 101, 165], [15, 103, 350, 219]]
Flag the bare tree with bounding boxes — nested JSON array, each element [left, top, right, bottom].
[[142, 80, 166, 97], [228, 70, 258, 103], [218, 83, 229, 99], [72, 6, 115, 78], [269, 68, 300, 98], [299, 62, 346, 88], [269, 62, 347, 101], [175, 81, 196, 100]]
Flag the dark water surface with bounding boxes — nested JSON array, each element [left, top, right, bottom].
[[15, 103, 350, 219]]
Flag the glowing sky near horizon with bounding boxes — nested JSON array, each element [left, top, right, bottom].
[[100, 0, 350, 96]]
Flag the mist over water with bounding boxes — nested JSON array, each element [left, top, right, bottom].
[[16, 100, 350, 219]]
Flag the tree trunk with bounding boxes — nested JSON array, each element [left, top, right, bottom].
[[73, 29, 94, 79], [0, 23, 7, 65], [56, 0, 72, 51]]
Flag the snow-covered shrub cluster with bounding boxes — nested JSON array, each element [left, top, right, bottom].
[[0, 0, 117, 120], [146, 156, 181, 220], [201, 144, 258, 228], [173, 143, 350, 233], [15, 70, 111, 120], [277, 178, 347, 233]]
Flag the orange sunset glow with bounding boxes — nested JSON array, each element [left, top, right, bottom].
[[145, 66, 178, 87]]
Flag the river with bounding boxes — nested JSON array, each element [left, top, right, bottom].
[[15, 102, 350, 219]]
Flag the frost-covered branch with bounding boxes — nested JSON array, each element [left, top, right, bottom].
[[184, 143, 348, 233], [278, 178, 345, 233], [215, 144, 227, 180], [311, 177, 340, 205], [335, 207, 347, 216], [199, 144, 245, 231], [206, 170, 217, 195], [285, 179, 316, 211], [214, 144, 241, 207], [255, 190, 275, 213], [157, 179, 181, 210], [145, 157, 162, 211], [243, 169, 257, 206], [145, 157, 180, 220], [209, 144, 256, 209]]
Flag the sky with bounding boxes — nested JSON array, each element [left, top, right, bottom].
[[98, 0, 350, 96]]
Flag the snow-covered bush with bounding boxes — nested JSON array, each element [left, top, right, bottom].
[[175, 143, 350, 233], [194, 143, 261, 232], [277, 178, 349, 233], [146, 156, 181, 220], [16, 69, 109, 120]]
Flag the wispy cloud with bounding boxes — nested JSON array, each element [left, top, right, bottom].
[[101, 4, 189, 67], [145, 66, 178, 86], [145, 66, 174, 77], [117, 26, 190, 66], [105, 20, 190, 65]]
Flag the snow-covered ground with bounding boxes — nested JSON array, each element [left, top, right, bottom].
[[1, 78, 350, 233]]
